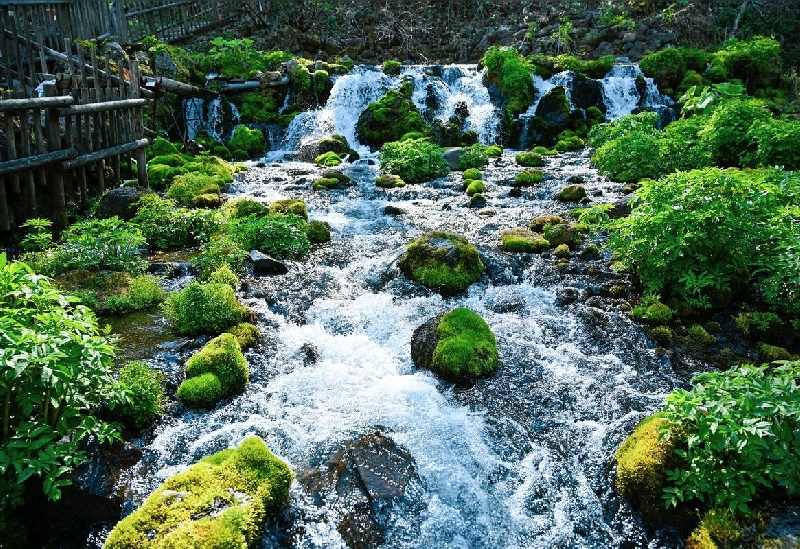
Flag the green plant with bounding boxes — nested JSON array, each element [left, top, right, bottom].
[[591, 131, 663, 181], [698, 98, 771, 167], [708, 36, 782, 92], [660, 361, 800, 512], [269, 198, 308, 220], [104, 437, 292, 548], [198, 37, 290, 80], [458, 144, 490, 170], [481, 46, 534, 114], [103, 274, 165, 315], [183, 333, 248, 399], [639, 47, 708, 94], [226, 125, 266, 159], [587, 111, 659, 149], [192, 236, 250, 281], [239, 93, 278, 125], [357, 82, 425, 147], [19, 218, 53, 252], [165, 172, 223, 206], [430, 308, 498, 380], [514, 151, 544, 167], [162, 281, 252, 336], [0, 253, 123, 514], [208, 264, 238, 289], [132, 194, 225, 250], [743, 118, 800, 169], [378, 138, 450, 184], [230, 213, 310, 260], [573, 203, 613, 227], [114, 361, 166, 430]]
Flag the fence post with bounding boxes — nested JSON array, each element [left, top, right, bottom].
[[44, 83, 67, 232], [114, 0, 129, 43]]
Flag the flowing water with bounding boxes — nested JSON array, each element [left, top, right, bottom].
[[121, 65, 692, 548]]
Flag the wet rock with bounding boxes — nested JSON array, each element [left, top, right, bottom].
[[383, 205, 405, 216], [98, 186, 145, 221], [298, 432, 424, 549], [410, 313, 443, 371], [300, 342, 319, 365], [555, 184, 587, 202], [398, 231, 484, 296], [535, 86, 571, 140], [442, 147, 464, 170], [147, 261, 187, 279], [569, 76, 605, 112], [250, 250, 289, 275], [508, 187, 522, 198]]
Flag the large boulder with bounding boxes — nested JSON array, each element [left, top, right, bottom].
[[535, 86, 571, 138], [569, 76, 605, 112], [298, 432, 424, 549], [356, 80, 425, 148], [398, 231, 484, 296], [411, 307, 499, 381], [98, 186, 145, 220], [250, 249, 289, 275]]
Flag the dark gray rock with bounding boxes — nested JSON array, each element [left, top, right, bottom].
[[410, 313, 444, 371], [442, 147, 464, 171], [250, 250, 289, 275], [98, 186, 145, 221]]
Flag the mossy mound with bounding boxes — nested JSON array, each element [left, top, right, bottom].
[[556, 184, 587, 202], [104, 437, 293, 549], [268, 198, 308, 220], [500, 228, 549, 253], [529, 215, 564, 233], [176, 372, 223, 409], [226, 322, 260, 349], [411, 308, 498, 381], [398, 231, 484, 296], [321, 169, 351, 185], [382, 59, 402, 76], [226, 125, 267, 159], [357, 81, 425, 148], [515, 169, 544, 186], [313, 177, 341, 190], [553, 243, 571, 258], [465, 180, 486, 196], [485, 144, 503, 157], [228, 197, 268, 219], [315, 151, 343, 167], [376, 174, 406, 188], [615, 413, 681, 523], [515, 151, 545, 167], [542, 223, 581, 248], [178, 332, 249, 408], [150, 136, 181, 157], [305, 220, 331, 243], [462, 168, 482, 181]]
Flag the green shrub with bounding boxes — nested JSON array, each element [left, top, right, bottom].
[[115, 361, 166, 430], [208, 264, 238, 289], [743, 118, 800, 169], [0, 253, 123, 514], [226, 322, 260, 349], [481, 46, 534, 114], [591, 131, 663, 181], [382, 59, 402, 75], [197, 36, 291, 79], [514, 151, 544, 167], [239, 92, 278, 124], [19, 217, 53, 252], [103, 274, 166, 315], [176, 372, 223, 408], [357, 82, 425, 147], [226, 125, 266, 158], [708, 36, 782, 92], [268, 198, 308, 220], [165, 172, 223, 206], [162, 281, 252, 336], [586, 111, 659, 149], [465, 180, 485, 196], [500, 228, 549, 253], [398, 231, 484, 295], [378, 138, 450, 184], [305, 220, 331, 243], [458, 144, 490, 170], [105, 437, 292, 548], [608, 168, 800, 309], [430, 308, 498, 380], [315, 151, 342, 167], [698, 98, 771, 166], [133, 194, 225, 250], [462, 168, 482, 181], [192, 236, 250, 280], [230, 213, 310, 259], [184, 332, 248, 397], [639, 47, 708, 94], [227, 197, 268, 219], [515, 169, 543, 186], [660, 361, 800, 512]]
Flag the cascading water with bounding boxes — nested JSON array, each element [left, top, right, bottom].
[[601, 63, 673, 121]]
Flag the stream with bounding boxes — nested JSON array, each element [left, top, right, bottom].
[[111, 64, 690, 548]]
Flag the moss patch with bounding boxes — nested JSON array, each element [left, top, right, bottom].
[[376, 174, 406, 188], [430, 308, 498, 380], [515, 169, 544, 186], [104, 437, 293, 549], [357, 81, 425, 148], [500, 228, 549, 253], [555, 184, 587, 202], [268, 198, 308, 220], [398, 231, 484, 296], [515, 151, 545, 167]]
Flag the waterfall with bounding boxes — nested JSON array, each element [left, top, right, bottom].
[[600, 63, 673, 120], [183, 96, 227, 142]]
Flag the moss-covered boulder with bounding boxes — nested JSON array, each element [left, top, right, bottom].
[[227, 125, 267, 159], [268, 198, 307, 220], [315, 151, 343, 167], [226, 322, 260, 349], [313, 177, 341, 190], [465, 180, 485, 196], [398, 231, 484, 296], [104, 437, 292, 548], [515, 151, 545, 167], [515, 169, 544, 186], [357, 81, 425, 148], [615, 413, 681, 523], [529, 215, 564, 233], [411, 308, 498, 381], [321, 169, 351, 185], [555, 184, 587, 202], [542, 223, 581, 248], [178, 332, 248, 408], [376, 174, 406, 188], [305, 220, 331, 243], [500, 228, 549, 253], [462, 168, 482, 181]]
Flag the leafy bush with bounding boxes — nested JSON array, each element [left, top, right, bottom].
[[639, 47, 708, 94], [708, 36, 782, 92], [133, 194, 224, 250], [591, 131, 663, 181], [698, 98, 771, 166], [0, 254, 123, 513], [198, 37, 291, 80], [743, 118, 800, 169], [230, 213, 310, 259], [660, 361, 800, 512], [608, 168, 799, 308], [586, 111, 659, 149], [162, 281, 252, 336], [208, 264, 238, 289], [227, 125, 266, 158], [481, 46, 534, 114], [115, 361, 166, 430], [239, 92, 278, 124], [19, 217, 53, 252], [458, 144, 490, 170], [103, 274, 165, 315], [192, 236, 250, 280], [378, 138, 450, 184]]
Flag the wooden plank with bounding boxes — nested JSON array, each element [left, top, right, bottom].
[[0, 95, 73, 111], [59, 97, 149, 115], [76, 42, 89, 209], [63, 138, 149, 169], [0, 148, 77, 175]]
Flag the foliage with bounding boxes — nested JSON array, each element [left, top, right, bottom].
[[114, 361, 166, 430], [378, 138, 450, 184], [226, 322, 260, 350], [398, 231, 484, 295], [132, 194, 224, 250], [104, 437, 292, 548], [149, 136, 180, 158], [586, 111, 659, 149], [555, 184, 586, 202], [103, 274, 165, 315], [660, 361, 800, 513], [458, 144, 490, 170], [0, 254, 122, 514], [481, 46, 534, 114], [639, 47, 708, 94], [708, 36, 783, 92], [230, 213, 310, 260], [227, 197, 268, 219], [743, 118, 800, 169], [485, 144, 503, 157], [305, 220, 331, 244], [162, 281, 252, 336], [19, 218, 53, 252], [165, 173, 223, 206], [269, 199, 308, 220], [25, 217, 146, 276], [515, 169, 543, 186], [239, 92, 278, 125], [198, 36, 291, 80], [357, 82, 425, 147], [227, 125, 267, 159], [608, 168, 800, 309], [208, 264, 238, 290], [678, 82, 745, 116], [591, 131, 663, 181], [191, 236, 250, 280], [176, 373, 222, 409], [430, 308, 498, 380], [698, 98, 771, 166], [573, 203, 613, 227]]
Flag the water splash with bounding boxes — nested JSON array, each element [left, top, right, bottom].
[[601, 63, 673, 120]]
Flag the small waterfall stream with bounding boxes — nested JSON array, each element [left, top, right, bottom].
[[124, 64, 691, 548]]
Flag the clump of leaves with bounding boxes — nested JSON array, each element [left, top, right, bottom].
[[481, 46, 534, 114], [114, 361, 166, 430], [378, 138, 450, 184], [230, 213, 310, 260]]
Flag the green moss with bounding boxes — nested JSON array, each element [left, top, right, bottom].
[[291, 64, 314, 108], [224, 322, 260, 350], [463, 168, 482, 181], [166, 173, 221, 206], [465, 180, 486, 196], [515, 151, 545, 167], [115, 361, 166, 430], [533, 145, 558, 156], [162, 281, 253, 336], [104, 437, 292, 549], [376, 174, 406, 188], [481, 46, 534, 115], [150, 137, 181, 158], [228, 198, 268, 219], [515, 169, 544, 186], [648, 325, 674, 346], [615, 413, 679, 522], [177, 372, 223, 409], [430, 308, 498, 380], [760, 343, 794, 361], [239, 92, 278, 124], [529, 215, 563, 233], [686, 324, 716, 345], [357, 84, 425, 148], [184, 332, 248, 397], [268, 198, 308, 220], [500, 228, 549, 253], [192, 193, 222, 208], [305, 220, 331, 244], [313, 177, 341, 190], [318, 135, 351, 156], [147, 163, 186, 190], [555, 184, 586, 202], [382, 59, 402, 75], [553, 243, 570, 258], [542, 223, 580, 248], [227, 125, 266, 158], [208, 264, 239, 289], [398, 231, 484, 296], [632, 301, 674, 324], [314, 151, 342, 167], [485, 144, 503, 157]]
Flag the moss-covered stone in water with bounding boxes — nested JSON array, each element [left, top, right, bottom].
[[542, 223, 580, 248], [176, 372, 223, 409], [465, 180, 486, 196], [382, 59, 402, 76], [226, 322, 260, 349], [515, 151, 545, 167], [555, 184, 586, 202], [500, 228, 549, 253], [357, 81, 425, 148], [515, 169, 544, 186], [553, 243, 571, 258], [431, 308, 498, 380], [529, 215, 563, 233], [398, 231, 484, 296], [184, 332, 249, 395], [462, 168, 482, 181], [375, 174, 406, 188], [305, 220, 331, 244], [227, 125, 266, 159], [615, 413, 680, 523], [104, 437, 293, 549], [268, 198, 308, 220], [485, 145, 503, 157], [313, 177, 341, 190], [315, 151, 343, 167]]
